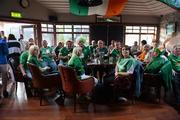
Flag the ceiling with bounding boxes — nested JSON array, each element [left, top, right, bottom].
[[35, 0, 176, 16]]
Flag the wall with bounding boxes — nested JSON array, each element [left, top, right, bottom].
[[0, 0, 161, 24], [159, 12, 180, 51], [122, 15, 160, 25], [0, 0, 55, 21], [57, 13, 161, 24]]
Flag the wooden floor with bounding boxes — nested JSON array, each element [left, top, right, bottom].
[[0, 83, 180, 120]]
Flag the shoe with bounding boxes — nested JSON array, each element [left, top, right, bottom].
[[3, 91, 9, 98], [118, 97, 128, 102], [0, 96, 3, 105]]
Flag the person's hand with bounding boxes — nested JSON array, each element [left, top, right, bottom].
[[22, 73, 27, 77], [115, 72, 119, 77], [44, 66, 50, 70]]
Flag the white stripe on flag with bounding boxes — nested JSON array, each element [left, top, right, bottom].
[[88, 0, 109, 15]]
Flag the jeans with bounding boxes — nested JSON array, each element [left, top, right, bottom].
[[0, 64, 8, 97], [42, 60, 57, 72]]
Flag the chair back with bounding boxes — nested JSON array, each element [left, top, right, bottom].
[[58, 65, 78, 95], [8, 55, 24, 82], [28, 63, 51, 89]]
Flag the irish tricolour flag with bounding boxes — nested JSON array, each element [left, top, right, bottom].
[[70, 0, 128, 17]]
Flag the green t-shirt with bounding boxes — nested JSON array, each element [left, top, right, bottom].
[[117, 57, 135, 72], [82, 46, 90, 63], [96, 47, 108, 55], [168, 54, 180, 72], [68, 55, 85, 78], [59, 47, 72, 56], [145, 56, 166, 73], [89, 45, 97, 54], [111, 49, 120, 58], [20, 51, 29, 70], [40, 46, 53, 62], [28, 55, 42, 68]]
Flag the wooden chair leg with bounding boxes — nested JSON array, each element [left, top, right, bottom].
[[157, 87, 161, 103], [74, 94, 76, 112], [93, 102, 96, 112], [39, 89, 43, 106], [16, 82, 18, 95]]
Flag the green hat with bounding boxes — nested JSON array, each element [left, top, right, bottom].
[[77, 36, 86, 44]]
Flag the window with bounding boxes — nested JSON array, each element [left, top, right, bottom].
[[125, 26, 157, 46], [41, 24, 90, 46], [55, 24, 90, 45], [41, 24, 54, 32], [42, 33, 54, 47]]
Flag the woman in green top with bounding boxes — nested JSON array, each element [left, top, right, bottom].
[[68, 46, 98, 84], [168, 45, 180, 107], [19, 42, 34, 79], [115, 46, 143, 97], [28, 45, 50, 72]]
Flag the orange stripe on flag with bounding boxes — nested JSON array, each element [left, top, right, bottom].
[[105, 0, 128, 18]]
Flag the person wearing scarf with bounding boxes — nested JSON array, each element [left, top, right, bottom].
[[115, 46, 143, 97], [68, 46, 98, 84], [145, 48, 172, 91], [168, 45, 180, 108]]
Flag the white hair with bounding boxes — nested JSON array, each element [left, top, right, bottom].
[[72, 46, 82, 56]]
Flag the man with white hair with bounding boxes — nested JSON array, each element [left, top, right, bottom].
[[168, 44, 180, 112]]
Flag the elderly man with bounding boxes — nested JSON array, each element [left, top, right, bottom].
[[168, 45, 180, 112]]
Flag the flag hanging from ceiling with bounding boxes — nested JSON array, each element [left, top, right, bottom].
[[159, 0, 180, 10], [69, 0, 128, 17]]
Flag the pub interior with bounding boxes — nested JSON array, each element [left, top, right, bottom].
[[0, 0, 180, 120]]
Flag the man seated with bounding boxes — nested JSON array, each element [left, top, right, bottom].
[[58, 40, 73, 65], [145, 48, 172, 91], [40, 40, 57, 72], [168, 44, 180, 112]]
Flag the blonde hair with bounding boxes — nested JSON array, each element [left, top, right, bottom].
[[29, 45, 39, 56], [72, 46, 82, 56]]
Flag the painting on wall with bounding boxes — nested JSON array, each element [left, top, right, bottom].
[[166, 22, 176, 35]]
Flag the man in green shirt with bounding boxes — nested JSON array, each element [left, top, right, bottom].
[[145, 48, 172, 91], [40, 40, 57, 71], [58, 40, 73, 65], [89, 40, 97, 58], [77, 37, 91, 64], [109, 41, 122, 63], [168, 45, 180, 109]]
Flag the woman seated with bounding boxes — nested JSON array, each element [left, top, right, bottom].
[[168, 45, 180, 110], [28, 45, 50, 73], [115, 45, 143, 97], [137, 44, 151, 63], [68, 46, 98, 84]]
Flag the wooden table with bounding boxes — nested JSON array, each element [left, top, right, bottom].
[[87, 63, 116, 83]]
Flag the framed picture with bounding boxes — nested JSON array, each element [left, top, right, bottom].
[[166, 22, 176, 35]]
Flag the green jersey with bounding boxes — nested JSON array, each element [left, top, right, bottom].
[[68, 54, 85, 78], [117, 57, 135, 72], [59, 47, 73, 56], [28, 55, 42, 68], [20, 51, 29, 70], [40, 46, 53, 62], [168, 54, 180, 72]]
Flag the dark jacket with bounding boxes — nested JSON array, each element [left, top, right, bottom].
[[0, 38, 9, 64]]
